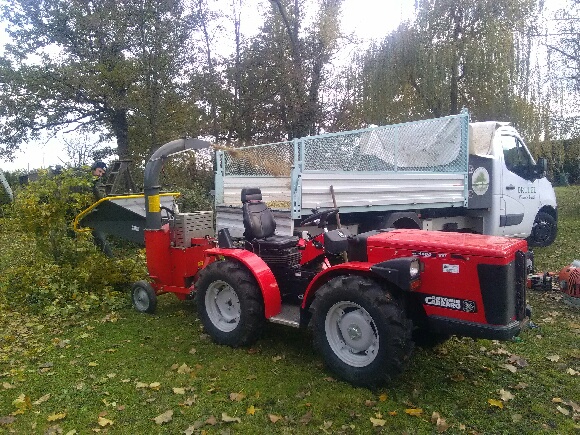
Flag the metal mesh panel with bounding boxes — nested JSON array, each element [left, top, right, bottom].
[[223, 142, 294, 176], [302, 115, 468, 173], [221, 114, 468, 175], [172, 211, 214, 247]]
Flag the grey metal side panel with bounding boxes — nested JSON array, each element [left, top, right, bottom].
[[222, 177, 291, 206], [300, 172, 466, 211]]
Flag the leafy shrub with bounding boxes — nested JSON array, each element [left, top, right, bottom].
[[0, 169, 147, 314]]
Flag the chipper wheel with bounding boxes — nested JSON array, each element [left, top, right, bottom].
[[132, 281, 157, 314], [311, 276, 413, 387], [195, 260, 265, 347]]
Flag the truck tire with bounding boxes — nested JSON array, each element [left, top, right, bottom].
[[528, 211, 557, 247], [195, 260, 265, 347], [132, 281, 157, 314], [311, 276, 413, 387]]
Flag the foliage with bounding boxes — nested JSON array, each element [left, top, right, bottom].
[[0, 169, 146, 314], [0, 0, 197, 160], [344, 0, 546, 140]]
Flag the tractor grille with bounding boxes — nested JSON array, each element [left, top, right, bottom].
[[259, 246, 301, 267]]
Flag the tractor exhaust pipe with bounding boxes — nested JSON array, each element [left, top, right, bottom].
[[144, 137, 212, 230]]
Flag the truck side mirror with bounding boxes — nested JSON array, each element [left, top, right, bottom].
[[537, 157, 548, 178]]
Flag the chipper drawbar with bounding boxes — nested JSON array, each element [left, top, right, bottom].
[[76, 138, 531, 387]]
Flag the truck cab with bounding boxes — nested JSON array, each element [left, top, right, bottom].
[[470, 122, 557, 246]]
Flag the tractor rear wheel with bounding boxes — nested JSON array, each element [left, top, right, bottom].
[[311, 276, 413, 387], [132, 281, 157, 314], [195, 260, 265, 347]]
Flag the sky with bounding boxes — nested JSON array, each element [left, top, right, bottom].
[[0, 0, 569, 171]]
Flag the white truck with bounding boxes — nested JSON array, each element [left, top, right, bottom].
[[214, 110, 557, 246]]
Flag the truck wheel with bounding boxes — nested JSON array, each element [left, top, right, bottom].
[[528, 211, 557, 247], [311, 276, 413, 387], [195, 260, 265, 347], [132, 281, 157, 313]]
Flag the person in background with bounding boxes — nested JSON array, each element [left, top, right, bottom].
[[90, 161, 113, 257], [91, 161, 107, 199]]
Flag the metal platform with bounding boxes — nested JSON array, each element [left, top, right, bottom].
[[268, 303, 301, 328]]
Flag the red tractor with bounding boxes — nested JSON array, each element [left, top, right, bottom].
[[128, 138, 531, 387]]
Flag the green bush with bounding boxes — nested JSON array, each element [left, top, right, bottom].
[[0, 169, 147, 314]]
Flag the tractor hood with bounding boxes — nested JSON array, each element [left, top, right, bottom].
[[364, 229, 528, 259]]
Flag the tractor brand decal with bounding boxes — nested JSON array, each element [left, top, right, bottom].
[[443, 264, 459, 273], [472, 167, 490, 196], [132, 225, 140, 232], [413, 251, 448, 259], [424, 295, 477, 313]]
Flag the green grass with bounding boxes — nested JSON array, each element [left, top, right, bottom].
[[1, 188, 579, 434]]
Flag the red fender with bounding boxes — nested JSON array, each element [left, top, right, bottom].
[[301, 262, 374, 309], [203, 248, 281, 318]]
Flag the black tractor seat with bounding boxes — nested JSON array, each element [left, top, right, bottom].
[[241, 187, 299, 249]]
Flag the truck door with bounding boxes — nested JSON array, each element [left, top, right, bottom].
[[499, 134, 541, 238]]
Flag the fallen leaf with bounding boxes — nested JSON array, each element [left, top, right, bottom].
[[299, 410, 312, 425], [552, 397, 564, 403], [33, 394, 51, 405], [229, 392, 246, 402], [88, 362, 98, 367], [323, 377, 336, 382], [12, 394, 31, 413], [97, 416, 113, 427], [451, 373, 465, 382], [189, 348, 196, 355], [153, 410, 173, 425], [135, 382, 148, 389], [405, 408, 423, 416], [513, 382, 528, 390], [222, 412, 241, 423], [269, 414, 283, 423], [2, 383, 14, 390], [364, 400, 376, 407], [149, 382, 161, 390], [247, 405, 257, 416], [512, 414, 522, 422], [556, 406, 570, 416], [499, 363, 517, 373], [172, 388, 185, 395], [379, 393, 388, 402], [321, 421, 332, 430], [272, 355, 283, 362], [566, 368, 579, 376], [499, 389, 515, 402], [388, 411, 397, 416], [0, 416, 16, 425], [47, 412, 66, 422], [488, 399, 504, 409], [431, 412, 441, 423], [546, 355, 560, 362], [436, 417, 449, 432], [370, 417, 386, 427], [180, 396, 197, 406], [177, 363, 191, 374]]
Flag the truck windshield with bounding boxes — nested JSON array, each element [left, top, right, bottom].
[[500, 135, 536, 180]]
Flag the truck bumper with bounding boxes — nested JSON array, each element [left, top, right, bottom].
[[428, 316, 530, 341]]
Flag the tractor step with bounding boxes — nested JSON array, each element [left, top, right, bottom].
[[268, 304, 301, 328]]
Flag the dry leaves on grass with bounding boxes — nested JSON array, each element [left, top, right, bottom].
[[153, 410, 173, 425], [97, 416, 113, 427], [222, 413, 241, 423], [431, 412, 450, 433]]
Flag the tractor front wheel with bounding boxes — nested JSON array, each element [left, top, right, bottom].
[[195, 260, 265, 347], [132, 281, 157, 314], [311, 276, 413, 387]]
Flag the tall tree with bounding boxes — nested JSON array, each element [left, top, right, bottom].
[[353, 0, 541, 127], [0, 0, 194, 160]]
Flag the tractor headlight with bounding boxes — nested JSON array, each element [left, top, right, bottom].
[[410, 259, 420, 279]]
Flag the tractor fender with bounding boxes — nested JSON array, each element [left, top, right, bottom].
[[203, 248, 281, 318], [301, 262, 374, 310]]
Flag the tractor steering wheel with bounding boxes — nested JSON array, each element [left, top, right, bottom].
[[160, 205, 175, 218], [300, 208, 339, 228]]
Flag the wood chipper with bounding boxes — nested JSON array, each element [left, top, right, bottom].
[[77, 138, 532, 387]]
